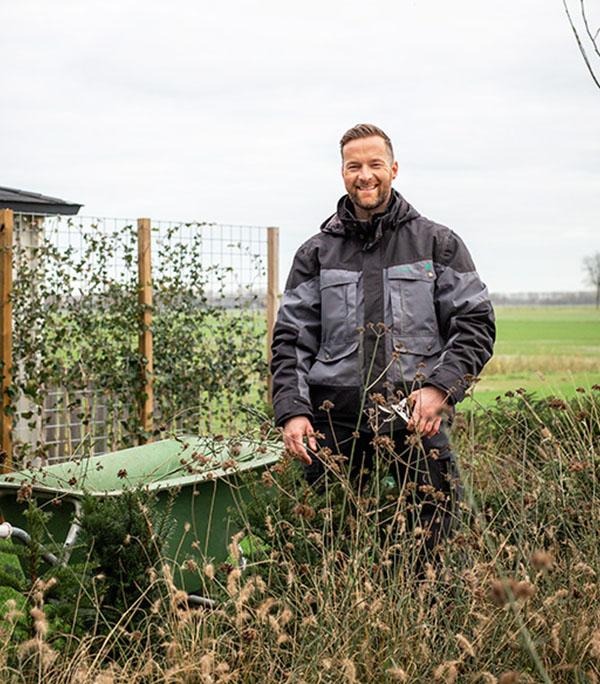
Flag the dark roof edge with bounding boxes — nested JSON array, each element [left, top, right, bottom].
[[5, 202, 82, 215], [0, 186, 83, 215]]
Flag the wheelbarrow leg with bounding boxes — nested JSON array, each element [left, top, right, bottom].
[[0, 498, 81, 566], [0, 521, 59, 566]]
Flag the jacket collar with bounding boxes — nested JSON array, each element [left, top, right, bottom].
[[320, 189, 419, 250]]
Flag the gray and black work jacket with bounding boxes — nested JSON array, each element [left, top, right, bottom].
[[271, 190, 496, 429]]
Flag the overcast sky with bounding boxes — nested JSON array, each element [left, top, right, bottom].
[[2, 0, 599, 293]]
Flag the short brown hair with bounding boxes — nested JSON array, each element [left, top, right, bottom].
[[339, 124, 394, 161]]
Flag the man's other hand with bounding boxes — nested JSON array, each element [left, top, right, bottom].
[[282, 416, 317, 465], [407, 386, 449, 438]]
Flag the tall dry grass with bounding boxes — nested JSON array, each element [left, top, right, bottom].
[[1, 388, 599, 683]]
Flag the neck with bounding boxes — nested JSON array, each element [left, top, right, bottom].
[[350, 192, 393, 221], [353, 205, 375, 221]]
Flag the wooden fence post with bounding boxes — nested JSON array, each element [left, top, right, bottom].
[[137, 218, 153, 443], [266, 226, 280, 403], [0, 210, 13, 471]]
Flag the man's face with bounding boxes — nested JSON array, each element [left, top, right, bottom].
[[341, 135, 398, 219]]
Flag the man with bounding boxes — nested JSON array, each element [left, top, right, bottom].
[[271, 124, 495, 549]]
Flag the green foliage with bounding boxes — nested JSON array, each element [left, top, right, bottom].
[[151, 227, 268, 435], [463, 385, 600, 462], [10, 216, 269, 464], [75, 486, 175, 618], [457, 386, 600, 555], [0, 487, 178, 677]]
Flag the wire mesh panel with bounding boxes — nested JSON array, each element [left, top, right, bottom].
[[10, 214, 270, 465], [150, 220, 270, 436]]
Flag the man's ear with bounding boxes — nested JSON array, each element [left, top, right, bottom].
[[391, 161, 398, 179]]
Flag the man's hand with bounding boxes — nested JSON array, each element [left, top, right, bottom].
[[282, 416, 317, 465], [407, 386, 449, 438]]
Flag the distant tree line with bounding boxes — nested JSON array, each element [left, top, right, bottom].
[[490, 291, 596, 306]]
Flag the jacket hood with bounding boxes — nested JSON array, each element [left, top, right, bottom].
[[320, 189, 420, 250]]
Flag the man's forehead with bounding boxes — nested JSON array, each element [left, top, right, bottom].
[[342, 136, 393, 163]]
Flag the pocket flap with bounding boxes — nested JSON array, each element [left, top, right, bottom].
[[315, 339, 359, 362], [320, 269, 360, 289], [388, 264, 434, 282], [394, 335, 443, 356]]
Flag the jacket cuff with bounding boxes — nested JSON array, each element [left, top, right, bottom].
[[424, 374, 469, 405], [273, 395, 314, 428]]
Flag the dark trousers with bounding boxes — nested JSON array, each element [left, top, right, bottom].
[[303, 422, 461, 553]]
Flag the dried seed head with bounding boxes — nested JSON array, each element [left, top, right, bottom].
[[257, 597, 276, 620], [93, 672, 116, 684], [228, 531, 245, 561], [342, 658, 357, 683], [589, 629, 600, 658], [293, 503, 316, 521], [551, 622, 561, 653], [433, 662, 458, 683], [172, 590, 188, 609], [30, 607, 48, 638], [498, 673, 520, 684], [386, 666, 407, 681], [455, 633, 475, 658], [489, 579, 535, 605], [226, 567, 242, 596], [204, 563, 215, 580], [573, 562, 596, 578], [543, 588, 568, 607], [479, 674, 497, 684], [530, 550, 554, 571], [515, 580, 535, 601], [279, 606, 293, 627], [241, 627, 258, 643], [199, 651, 215, 676]]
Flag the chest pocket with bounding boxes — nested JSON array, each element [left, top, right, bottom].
[[320, 269, 360, 342], [388, 267, 438, 336]]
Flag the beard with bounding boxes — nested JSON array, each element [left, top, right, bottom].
[[348, 184, 390, 214]]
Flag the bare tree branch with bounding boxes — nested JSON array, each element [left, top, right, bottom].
[[582, 252, 600, 309], [580, 0, 600, 59], [562, 0, 600, 89]]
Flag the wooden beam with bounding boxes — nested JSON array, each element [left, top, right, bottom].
[[0, 210, 13, 471], [266, 226, 280, 403], [137, 218, 153, 443]]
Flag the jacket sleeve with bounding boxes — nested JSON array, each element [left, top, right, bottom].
[[270, 241, 321, 427], [426, 229, 496, 404]]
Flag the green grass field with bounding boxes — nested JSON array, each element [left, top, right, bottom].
[[471, 306, 600, 406]]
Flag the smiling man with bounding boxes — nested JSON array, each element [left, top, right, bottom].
[[271, 124, 495, 551]]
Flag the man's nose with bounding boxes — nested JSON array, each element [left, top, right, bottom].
[[357, 165, 373, 180]]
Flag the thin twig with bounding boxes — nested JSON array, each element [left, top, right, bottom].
[[562, 0, 600, 89], [580, 0, 600, 58]]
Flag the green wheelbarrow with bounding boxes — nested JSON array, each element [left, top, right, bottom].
[[0, 435, 280, 605]]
